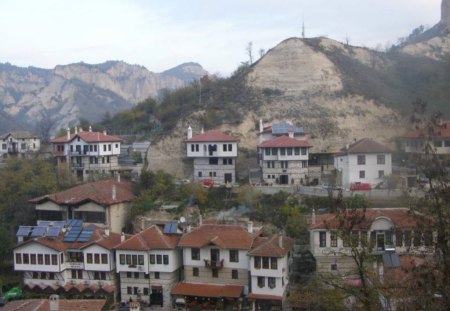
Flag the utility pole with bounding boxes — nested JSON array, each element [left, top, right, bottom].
[[302, 16, 305, 38]]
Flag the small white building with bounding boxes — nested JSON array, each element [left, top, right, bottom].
[[399, 120, 450, 155], [114, 225, 182, 308], [30, 179, 135, 233], [334, 138, 392, 189], [13, 224, 123, 299], [50, 127, 122, 181], [185, 128, 240, 185], [258, 135, 312, 185], [0, 131, 40, 161]]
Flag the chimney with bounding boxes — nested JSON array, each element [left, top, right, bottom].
[[278, 235, 283, 248], [103, 130, 107, 135], [75, 126, 78, 134], [312, 208, 316, 225], [187, 126, 193, 139], [112, 185, 116, 200], [105, 228, 110, 237], [288, 131, 294, 138], [141, 218, 145, 231], [201, 127, 204, 134], [117, 173, 121, 183], [248, 221, 253, 233], [66, 128, 70, 140], [49, 294, 59, 311], [198, 214, 203, 226], [259, 120, 263, 133], [120, 232, 125, 242], [89, 125, 92, 132], [79, 127, 83, 132]]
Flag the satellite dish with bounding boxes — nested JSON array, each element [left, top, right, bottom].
[[179, 216, 186, 223]]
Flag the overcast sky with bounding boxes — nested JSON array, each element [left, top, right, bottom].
[[0, 0, 442, 76]]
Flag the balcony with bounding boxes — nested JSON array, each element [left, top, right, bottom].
[[64, 261, 84, 270], [204, 259, 224, 269]]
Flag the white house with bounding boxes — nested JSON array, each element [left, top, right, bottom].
[[185, 128, 240, 185], [0, 131, 40, 161], [13, 223, 123, 299], [308, 208, 433, 274], [114, 225, 182, 308], [247, 234, 294, 311], [399, 120, 450, 155], [29, 179, 135, 233], [258, 135, 312, 185], [334, 138, 392, 189], [50, 127, 122, 181]]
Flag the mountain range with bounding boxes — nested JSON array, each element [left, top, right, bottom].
[[0, 61, 207, 133]]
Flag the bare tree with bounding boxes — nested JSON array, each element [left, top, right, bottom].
[[259, 48, 265, 59], [246, 41, 254, 65]]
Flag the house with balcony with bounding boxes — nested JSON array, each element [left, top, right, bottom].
[[50, 127, 122, 181], [114, 224, 182, 308], [247, 234, 294, 311], [258, 135, 312, 185], [13, 221, 124, 300], [334, 138, 392, 189], [29, 178, 135, 233], [0, 131, 40, 161], [308, 208, 433, 274], [185, 127, 240, 185]]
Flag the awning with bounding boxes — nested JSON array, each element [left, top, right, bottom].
[[171, 283, 243, 298], [246, 293, 283, 301]]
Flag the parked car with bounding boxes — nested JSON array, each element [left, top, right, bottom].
[[350, 182, 372, 191], [322, 183, 344, 191], [1, 287, 22, 304], [201, 179, 214, 188]]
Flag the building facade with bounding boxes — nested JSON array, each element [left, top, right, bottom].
[[114, 225, 182, 308], [30, 179, 135, 233], [50, 127, 122, 181], [334, 138, 392, 189], [185, 128, 240, 185], [258, 135, 312, 185], [0, 131, 40, 161]]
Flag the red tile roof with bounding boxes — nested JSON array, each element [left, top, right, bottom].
[[309, 208, 426, 230], [246, 293, 283, 301], [185, 130, 240, 142], [29, 179, 135, 206], [115, 225, 180, 251], [339, 138, 392, 154], [258, 135, 312, 148], [401, 121, 450, 139], [248, 234, 294, 257], [50, 131, 122, 143], [178, 224, 257, 249], [171, 282, 243, 298]]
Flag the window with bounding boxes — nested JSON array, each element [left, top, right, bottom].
[[434, 140, 442, 147], [223, 144, 227, 152], [254, 256, 261, 269], [94, 272, 106, 280], [378, 170, 385, 178], [31, 254, 36, 265], [198, 171, 202, 177], [191, 248, 200, 260], [280, 148, 286, 156], [377, 155, 385, 164], [212, 269, 218, 278], [15, 253, 22, 264], [134, 272, 139, 279], [134, 287, 139, 295], [103, 145, 106, 152], [294, 148, 300, 155], [143, 288, 149, 295], [45, 254, 50, 265], [262, 257, 269, 269], [87, 253, 93, 264], [108, 144, 111, 151], [71, 269, 83, 279], [257, 276, 265, 288], [265, 148, 270, 156], [270, 257, 277, 270], [287, 148, 293, 156], [127, 272, 132, 278], [38, 254, 43, 265], [331, 263, 338, 271], [163, 255, 169, 265], [396, 230, 403, 247], [154, 272, 160, 279], [193, 267, 199, 277], [271, 148, 277, 155], [94, 254, 100, 264], [424, 230, 433, 246], [195, 144, 199, 152], [357, 155, 366, 165], [138, 255, 144, 265], [404, 230, 412, 247], [301, 147, 307, 155], [268, 277, 276, 289], [144, 273, 149, 279], [191, 144, 194, 152], [23, 254, 29, 264], [156, 255, 162, 264], [101, 254, 108, 264], [229, 249, 239, 263], [232, 269, 238, 279], [209, 157, 218, 165], [302, 160, 308, 168], [281, 161, 288, 169], [330, 232, 337, 247], [150, 254, 155, 264], [127, 287, 132, 295], [120, 254, 125, 265], [445, 140, 450, 147], [228, 144, 232, 151], [413, 230, 422, 247], [319, 232, 327, 247], [359, 170, 365, 178]]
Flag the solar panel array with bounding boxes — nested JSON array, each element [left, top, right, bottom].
[[63, 220, 95, 243], [272, 123, 304, 135], [30, 226, 47, 237], [163, 223, 178, 234], [16, 225, 62, 238]]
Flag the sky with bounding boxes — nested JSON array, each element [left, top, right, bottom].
[[0, 0, 442, 76]]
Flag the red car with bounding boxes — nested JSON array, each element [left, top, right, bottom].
[[202, 179, 214, 188], [350, 182, 372, 191]]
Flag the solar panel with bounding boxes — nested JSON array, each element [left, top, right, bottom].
[[53, 221, 66, 228], [170, 223, 178, 233], [63, 235, 78, 242], [47, 226, 62, 238], [76, 228, 95, 242], [382, 251, 401, 268], [163, 223, 171, 234], [37, 221, 52, 227], [30, 226, 47, 237], [16, 226, 32, 237], [272, 123, 304, 135]]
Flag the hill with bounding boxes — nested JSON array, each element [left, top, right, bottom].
[[0, 61, 208, 132]]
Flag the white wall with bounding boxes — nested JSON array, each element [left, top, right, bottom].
[[249, 256, 288, 297], [83, 244, 115, 271], [183, 247, 249, 270], [115, 250, 148, 273], [187, 142, 238, 158], [14, 242, 61, 272], [149, 249, 182, 272]]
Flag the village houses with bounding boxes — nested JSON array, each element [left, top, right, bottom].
[[0, 131, 40, 162]]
